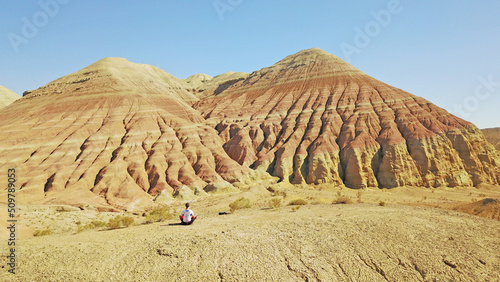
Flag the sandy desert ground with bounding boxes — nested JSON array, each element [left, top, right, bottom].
[[1, 183, 499, 281]]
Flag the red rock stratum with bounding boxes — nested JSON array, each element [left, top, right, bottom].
[[195, 48, 500, 188]]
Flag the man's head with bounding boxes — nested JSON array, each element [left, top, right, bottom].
[[185, 203, 190, 209]]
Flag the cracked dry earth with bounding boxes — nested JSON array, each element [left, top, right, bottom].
[[2, 204, 499, 281]]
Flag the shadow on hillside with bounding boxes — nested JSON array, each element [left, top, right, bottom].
[[165, 223, 184, 226]]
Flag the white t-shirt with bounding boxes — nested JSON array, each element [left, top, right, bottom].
[[181, 209, 194, 223]]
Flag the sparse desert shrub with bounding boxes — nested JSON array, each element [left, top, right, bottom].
[[269, 198, 282, 209], [357, 190, 363, 203], [33, 229, 52, 237], [333, 196, 353, 204], [107, 217, 122, 229], [271, 189, 287, 198], [91, 220, 107, 228], [229, 197, 251, 213], [121, 216, 134, 227], [144, 206, 174, 223], [107, 215, 135, 229], [77, 225, 89, 233], [77, 220, 107, 232], [289, 199, 308, 206], [379, 201, 386, 206], [77, 220, 108, 232], [291, 206, 301, 212]]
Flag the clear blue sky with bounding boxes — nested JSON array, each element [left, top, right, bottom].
[[1, 0, 499, 128]]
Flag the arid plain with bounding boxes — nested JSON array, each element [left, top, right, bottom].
[[1, 182, 499, 281]]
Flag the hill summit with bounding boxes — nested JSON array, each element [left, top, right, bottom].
[[0, 85, 20, 109]]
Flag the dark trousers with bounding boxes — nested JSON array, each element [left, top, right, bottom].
[[180, 216, 196, 225]]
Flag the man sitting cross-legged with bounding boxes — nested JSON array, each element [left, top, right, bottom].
[[179, 203, 197, 225]]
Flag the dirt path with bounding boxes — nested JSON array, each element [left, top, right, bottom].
[[1, 203, 499, 281]]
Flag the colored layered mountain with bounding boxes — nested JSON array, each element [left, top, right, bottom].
[[0, 58, 251, 211], [0, 85, 20, 109], [195, 48, 500, 188], [1, 49, 498, 211], [482, 128, 500, 150]]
